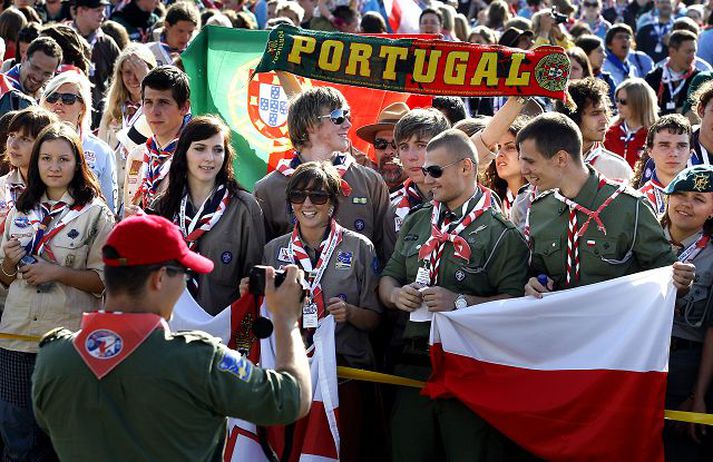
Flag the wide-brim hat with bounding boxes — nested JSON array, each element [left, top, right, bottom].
[[498, 27, 534, 49], [356, 102, 410, 143]]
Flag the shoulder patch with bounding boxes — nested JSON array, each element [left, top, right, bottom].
[[217, 348, 253, 382], [39, 327, 73, 348]]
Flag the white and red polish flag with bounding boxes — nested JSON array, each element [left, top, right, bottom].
[[423, 267, 676, 462], [383, 0, 422, 33]]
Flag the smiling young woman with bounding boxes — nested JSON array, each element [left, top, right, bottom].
[[151, 116, 265, 315]]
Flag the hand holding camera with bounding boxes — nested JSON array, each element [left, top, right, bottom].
[[255, 265, 307, 327]]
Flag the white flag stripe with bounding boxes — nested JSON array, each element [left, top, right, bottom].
[[431, 267, 675, 373], [169, 289, 231, 343]]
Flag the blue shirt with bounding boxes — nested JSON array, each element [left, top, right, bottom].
[[697, 29, 713, 69], [82, 134, 117, 213], [603, 50, 654, 87]]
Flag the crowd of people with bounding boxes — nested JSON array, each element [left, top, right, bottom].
[[0, 0, 709, 460]]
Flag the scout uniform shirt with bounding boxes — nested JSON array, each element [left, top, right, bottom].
[[667, 228, 713, 343], [529, 168, 675, 290], [264, 227, 382, 368], [32, 313, 302, 462], [253, 153, 391, 262], [381, 187, 530, 342], [584, 142, 634, 182], [173, 189, 266, 316], [383, 179, 430, 264], [0, 194, 115, 353]]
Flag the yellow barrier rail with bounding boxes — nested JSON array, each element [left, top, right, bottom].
[[3, 333, 712, 426]]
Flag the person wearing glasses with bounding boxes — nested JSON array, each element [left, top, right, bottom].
[[379, 129, 529, 462], [151, 116, 265, 315], [633, 115, 692, 217], [603, 78, 658, 169], [31, 214, 311, 461], [261, 161, 381, 462], [659, 165, 713, 461], [254, 86, 391, 264], [40, 71, 118, 213], [0, 123, 114, 460], [355, 102, 409, 193], [4, 36, 62, 102]]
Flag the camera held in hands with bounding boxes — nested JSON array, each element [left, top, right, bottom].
[[551, 6, 568, 24], [248, 265, 287, 297]]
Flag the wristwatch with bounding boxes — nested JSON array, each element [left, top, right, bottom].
[[454, 295, 468, 310]]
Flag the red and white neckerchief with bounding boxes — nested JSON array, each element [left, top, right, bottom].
[[503, 189, 517, 219], [553, 179, 627, 285], [391, 178, 424, 232], [639, 177, 666, 216], [619, 120, 641, 159], [418, 186, 493, 285], [176, 185, 232, 251], [288, 219, 343, 322], [522, 186, 538, 245], [276, 152, 353, 196], [584, 142, 604, 167], [133, 136, 179, 208], [658, 61, 695, 105], [25, 201, 91, 263], [677, 232, 711, 263]]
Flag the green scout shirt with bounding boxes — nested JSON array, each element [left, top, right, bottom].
[[32, 327, 301, 462], [529, 169, 676, 289], [381, 190, 530, 340]]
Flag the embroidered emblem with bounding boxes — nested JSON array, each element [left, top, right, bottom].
[[335, 251, 353, 269], [337, 293, 347, 301], [454, 269, 466, 282], [354, 219, 365, 231], [65, 255, 75, 267], [221, 251, 233, 264], [693, 173, 711, 192], [217, 349, 253, 382], [84, 150, 97, 167], [85, 330, 123, 359], [352, 196, 368, 204], [278, 247, 291, 263], [14, 216, 29, 228], [67, 229, 79, 239]]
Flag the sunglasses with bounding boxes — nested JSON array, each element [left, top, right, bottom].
[[147, 264, 193, 282], [46, 92, 82, 105], [616, 98, 627, 106], [318, 108, 351, 125], [421, 158, 464, 178], [373, 138, 397, 150], [583, 2, 599, 7], [287, 189, 331, 205]]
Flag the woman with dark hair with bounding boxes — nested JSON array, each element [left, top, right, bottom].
[[659, 165, 713, 460], [566, 46, 593, 80], [254, 161, 381, 461], [0, 123, 114, 459], [152, 116, 265, 315]]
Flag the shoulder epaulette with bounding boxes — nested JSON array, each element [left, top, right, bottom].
[[171, 330, 220, 345], [39, 327, 73, 348], [531, 189, 555, 202]]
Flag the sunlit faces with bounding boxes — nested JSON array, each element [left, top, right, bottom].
[[609, 32, 631, 60], [419, 12, 442, 34], [423, 146, 471, 207], [38, 138, 77, 193], [42, 83, 84, 129], [518, 138, 563, 191], [374, 128, 404, 187], [398, 134, 429, 184], [6, 130, 35, 170], [615, 88, 631, 121], [648, 129, 691, 180], [143, 87, 190, 142], [186, 132, 226, 184], [579, 101, 609, 143], [164, 20, 196, 51], [76, 5, 106, 32], [20, 51, 59, 94], [495, 131, 521, 181], [587, 45, 606, 71], [669, 39, 697, 71], [570, 58, 585, 80], [121, 59, 143, 102], [289, 183, 333, 231], [668, 191, 713, 233], [308, 106, 352, 153]]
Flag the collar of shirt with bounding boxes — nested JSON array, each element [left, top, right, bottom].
[[556, 168, 600, 216], [40, 190, 75, 207], [664, 226, 702, 251], [439, 187, 483, 223]]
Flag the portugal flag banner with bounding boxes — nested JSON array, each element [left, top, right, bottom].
[[254, 25, 570, 100], [424, 267, 675, 462], [182, 27, 431, 191]]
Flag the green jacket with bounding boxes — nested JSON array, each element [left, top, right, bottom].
[[529, 169, 676, 289], [382, 191, 530, 340], [32, 327, 301, 462]]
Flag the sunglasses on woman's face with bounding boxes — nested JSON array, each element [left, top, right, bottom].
[[373, 138, 397, 150], [318, 108, 351, 125], [46, 92, 82, 105], [616, 98, 627, 106], [421, 158, 464, 179], [288, 190, 331, 205]]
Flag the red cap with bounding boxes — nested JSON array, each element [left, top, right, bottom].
[[103, 215, 214, 274]]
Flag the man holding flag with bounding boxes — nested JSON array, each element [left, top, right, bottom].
[[379, 129, 529, 461]]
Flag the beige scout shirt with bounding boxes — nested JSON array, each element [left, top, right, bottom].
[[189, 190, 266, 315], [122, 143, 170, 210], [586, 145, 634, 182], [0, 169, 25, 312], [263, 228, 382, 368], [0, 194, 115, 353], [254, 156, 391, 263]]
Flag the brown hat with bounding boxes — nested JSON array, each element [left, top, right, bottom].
[[498, 27, 534, 48], [355, 102, 410, 143]]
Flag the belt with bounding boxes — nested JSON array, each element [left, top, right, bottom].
[[670, 337, 702, 352]]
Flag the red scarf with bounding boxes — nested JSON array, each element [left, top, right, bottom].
[[276, 152, 353, 196], [175, 185, 232, 251], [134, 136, 179, 208], [26, 201, 90, 263], [391, 178, 425, 232], [639, 177, 666, 216]]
